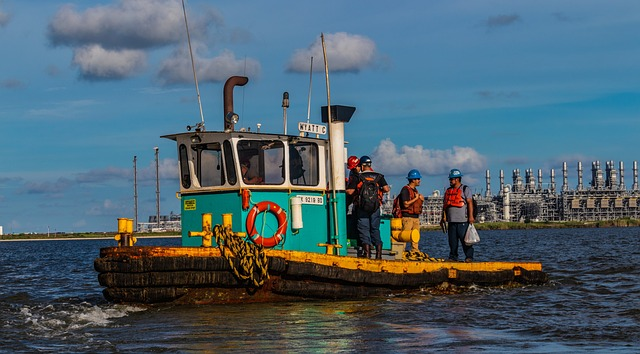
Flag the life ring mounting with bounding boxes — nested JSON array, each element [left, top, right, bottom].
[[246, 201, 287, 248]]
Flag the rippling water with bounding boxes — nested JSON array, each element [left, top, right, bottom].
[[1, 228, 639, 353]]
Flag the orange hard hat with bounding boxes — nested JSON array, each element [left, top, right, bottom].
[[347, 156, 360, 170]]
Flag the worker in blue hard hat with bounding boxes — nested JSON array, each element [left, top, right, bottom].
[[441, 168, 475, 262], [346, 155, 390, 259], [397, 169, 424, 253]]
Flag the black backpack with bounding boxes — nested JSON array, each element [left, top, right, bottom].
[[357, 173, 382, 213], [462, 185, 478, 219]]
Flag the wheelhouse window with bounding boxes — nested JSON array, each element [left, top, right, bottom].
[[193, 142, 226, 187], [237, 140, 285, 185], [289, 142, 319, 186], [223, 140, 237, 185], [179, 144, 191, 188]]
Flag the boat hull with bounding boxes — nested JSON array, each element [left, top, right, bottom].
[[95, 246, 548, 304]]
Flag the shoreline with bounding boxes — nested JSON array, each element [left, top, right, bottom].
[[423, 219, 640, 231], [2, 218, 639, 241], [0, 235, 180, 242]]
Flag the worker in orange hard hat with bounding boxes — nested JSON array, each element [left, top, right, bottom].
[[346, 155, 362, 255], [347, 155, 360, 171], [346, 156, 361, 205]]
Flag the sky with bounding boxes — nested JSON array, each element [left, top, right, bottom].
[[1, 0, 639, 234]]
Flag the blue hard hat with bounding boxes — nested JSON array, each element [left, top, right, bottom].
[[359, 155, 372, 165], [448, 169, 463, 178], [407, 169, 422, 179]]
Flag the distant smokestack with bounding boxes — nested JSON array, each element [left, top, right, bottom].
[[562, 162, 568, 192], [608, 160, 617, 190], [619, 161, 625, 190], [485, 170, 492, 197], [503, 186, 510, 221], [499, 170, 505, 196], [537, 169, 543, 191], [633, 161, 638, 191], [577, 162, 583, 191]]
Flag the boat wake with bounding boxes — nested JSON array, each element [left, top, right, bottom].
[[1, 294, 147, 351]]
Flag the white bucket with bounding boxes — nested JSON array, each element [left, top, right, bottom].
[[291, 197, 303, 229]]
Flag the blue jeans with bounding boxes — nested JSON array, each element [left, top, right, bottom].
[[448, 222, 474, 260], [356, 208, 382, 247]]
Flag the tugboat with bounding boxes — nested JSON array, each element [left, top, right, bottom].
[[94, 75, 547, 304]]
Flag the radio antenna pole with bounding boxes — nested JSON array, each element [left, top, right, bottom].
[[306, 56, 313, 125], [181, 0, 205, 130]]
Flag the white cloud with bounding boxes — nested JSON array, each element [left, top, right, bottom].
[[47, 0, 199, 49], [484, 14, 522, 29], [371, 139, 487, 178], [85, 198, 127, 216], [73, 44, 147, 80], [72, 219, 87, 228], [76, 166, 131, 183], [0, 10, 10, 27], [1, 79, 25, 89], [28, 99, 100, 118], [158, 47, 260, 85], [138, 158, 179, 181], [47, 1, 225, 81], [287, 32, 377, 73], [19, 178, 74, 195]]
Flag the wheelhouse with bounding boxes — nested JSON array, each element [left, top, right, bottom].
[[163, 130, 348, 254], [167, 132, 328, 192]]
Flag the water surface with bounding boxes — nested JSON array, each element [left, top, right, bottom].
[[1, 228, 639, 353]]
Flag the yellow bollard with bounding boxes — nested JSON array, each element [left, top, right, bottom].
[[222, 213, 232, 230], [221, 213, 246, 238], [390, 218, 402, 231], [189, 213, 213, 247], [391, 229, 420, 243], [317, 243, 343, 255], [126, 219, 133, 234], [117, 218, 128, 233], [390, 218, 420, 243], [115, 218, 136, 247]]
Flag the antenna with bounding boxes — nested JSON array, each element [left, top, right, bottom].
[[154, 147, 160, 229], [133, 155, 138, 232], [303, 56, 314, 138], [181, 0, 205, 131], [306, 56, 313, 125]]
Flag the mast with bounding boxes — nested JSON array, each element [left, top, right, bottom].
[[321, 33, 342, 246], [181, 0, 205, 130], [154, 147, 160, 229], [133, 155, 138, 231]]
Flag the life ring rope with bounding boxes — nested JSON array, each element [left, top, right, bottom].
[[246, 201, 288, 248]]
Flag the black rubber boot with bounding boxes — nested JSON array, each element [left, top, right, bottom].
[[363, 244, 371, 258], [375, 244, 382, 259]]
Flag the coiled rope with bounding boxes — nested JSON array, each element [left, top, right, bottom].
[[213, 224, 270, 288], [403, 250, 444, 262]]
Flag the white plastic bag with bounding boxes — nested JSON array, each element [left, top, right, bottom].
[[464, 224, 480, 245]]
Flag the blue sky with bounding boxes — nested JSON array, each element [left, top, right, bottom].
[[1, 1, 639, 233]]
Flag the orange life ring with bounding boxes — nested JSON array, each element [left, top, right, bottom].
[[246, 201, 288, 247]]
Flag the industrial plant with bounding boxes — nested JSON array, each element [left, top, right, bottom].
[[388, 160, 640, 225], [141, 159, 640, 231]]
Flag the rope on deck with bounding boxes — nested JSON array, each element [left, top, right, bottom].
[[213, 224, 270, 288], [403, 250, 445, 262]]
